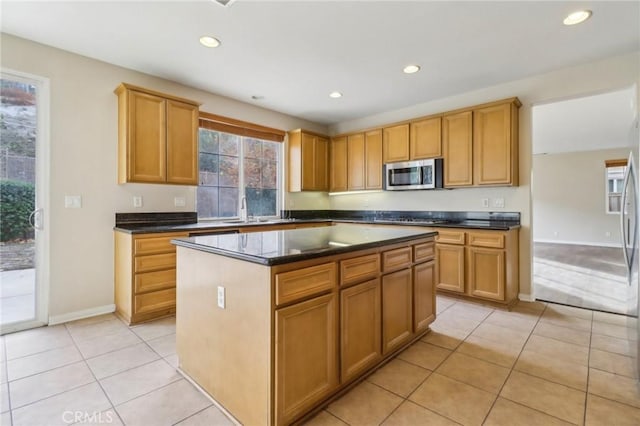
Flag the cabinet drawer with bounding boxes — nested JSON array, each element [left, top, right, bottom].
[[468, 232, 505, 249], [436, 229, 466, 245], [134, 234, 182, 255], [134, 253, 176, 273], [414, 242, 435, 262], [382, 247, 412, 272], [276, 263, 337, 306], [134, 288, 176, 315], [340, 254, 380, 286], [135, 269, 176, 294]]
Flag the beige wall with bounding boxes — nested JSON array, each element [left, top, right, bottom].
[[1, 34, 328, 320], [533, 148, 636, 246], [328, 51, 640, 298]]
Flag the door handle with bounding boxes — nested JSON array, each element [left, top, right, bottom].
[[29, 208, 43, 231], [621, 164, 631, 273]]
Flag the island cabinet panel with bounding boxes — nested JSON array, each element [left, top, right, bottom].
[[442, 110, 473, 187], [414, 242, 435, 262], [382, 246, 412, 272], [383, 124, 410, 163], [414, 260, 436, 333], [410, 116, 442, 160], [381, 268, 413, 354], [340, 278, 382, 382], [340, 254, 380, 287], [329, 136, 348, 192], [275, 293, 338, 426], [275, 262, 337, 306]]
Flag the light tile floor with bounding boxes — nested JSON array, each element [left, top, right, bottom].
[[0, 296, 639, 425]]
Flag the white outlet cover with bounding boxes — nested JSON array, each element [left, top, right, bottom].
[[217, 286, 226, 309], [133, 196, 143, 208], [494, 198, 505, 208], [64, 195, 82, 208], [481, 198, 489, 208], [174, 196, 186, 207]]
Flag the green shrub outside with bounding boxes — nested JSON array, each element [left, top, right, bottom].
[[0, 179, 35, 242]]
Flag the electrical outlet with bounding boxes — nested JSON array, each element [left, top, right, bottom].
[[64, 195, 82, 209], [133, 196, 143, 208], [217, 286, 226, 309], [605, 231, 611, 237], [481, 198, 489, 208], [494, 198, 505, 208], [553, 231, 559, 237], [174, 196, 186, 207]]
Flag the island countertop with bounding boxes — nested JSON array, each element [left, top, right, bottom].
[[171, 223, 438, 265]]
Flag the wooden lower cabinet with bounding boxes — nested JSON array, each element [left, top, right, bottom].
[[414, 260, 436, 333], [340, 278, 381, 382], [468, 247, 505, 301], [435, 244, 465, 293], [275, 293, 338, 426], [382, 269, 413, 354], [434, 228, 519, 306]]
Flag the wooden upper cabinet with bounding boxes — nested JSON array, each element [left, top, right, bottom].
[[365, 129, 383, 189], [166, 99, 199, 184], [442, 110, 473, 187], [347, 133, 366, 190], [288, 130, 329, 192], [329, 136, 348, 192], [473, 99, 520, 186], [116, 83, 199, 185], [383, 124, 410, 163], [410, 116, 442, 160]]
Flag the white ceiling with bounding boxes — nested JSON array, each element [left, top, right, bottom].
[[532, 86, 638, 155], [2, 1, 639, 125]]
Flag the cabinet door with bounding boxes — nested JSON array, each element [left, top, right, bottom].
[[166, 99, 199, 185], [365, 129, 383, 189], [314, 137, 329, 191], [442, 111, 472, 187], [275, 293, 338, 425], [347, 133, 365, 190], [382, 269, 413, 354], [382, 124, 410, 163], [128, 90, 166, 183], [330, 136, 348, 192], [468, 247, 505, 301], [410, 117, 441, 160], [414, 260, 435, 333], [474, 102, 515, 186], [435, 244, 465, 293], [341, 279, 381, 382], [301, 133, 316, 190]]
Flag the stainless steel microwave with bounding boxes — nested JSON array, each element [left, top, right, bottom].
[[384, 158, 444, 190]]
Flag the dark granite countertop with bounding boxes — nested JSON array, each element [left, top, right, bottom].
[[332, 219, 519, 230], [171, 224, 438, 265], [113, 218, 331, 234]]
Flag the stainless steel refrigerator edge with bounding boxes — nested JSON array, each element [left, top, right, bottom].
[[622, 109, 640, 379]]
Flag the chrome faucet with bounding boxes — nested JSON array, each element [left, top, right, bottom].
[[240, 196, 248, 222]]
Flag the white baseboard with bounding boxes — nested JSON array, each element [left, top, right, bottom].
[[518, 293, 535, 302], [48, 304, 116, 325], [533, 239, 622, 248]]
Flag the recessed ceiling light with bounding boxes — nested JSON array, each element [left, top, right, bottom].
[[403, 65, 421, 74], [329, 91, 343, 99], [212, 0, 237, 6], [251, 95, 264, 100], [563, 10, 592, 25], [199, 36, 221, 48]]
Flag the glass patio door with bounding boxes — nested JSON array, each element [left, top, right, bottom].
[[0, 70, 49, 334]]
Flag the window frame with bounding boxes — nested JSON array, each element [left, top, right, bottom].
[[605, 159, 627, 215], [196, 127, 284, 221]]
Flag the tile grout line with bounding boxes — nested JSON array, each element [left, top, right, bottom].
[[583, 309, 594, 425], [169, 404, 216, 426], [65, 322, 126, 426], [478, 301, 547, 425]]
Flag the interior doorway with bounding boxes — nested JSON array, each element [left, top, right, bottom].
[[0, 69, 49, 334], [531, 86, 638, 315]]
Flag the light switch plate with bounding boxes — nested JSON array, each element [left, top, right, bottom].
[[133, 196, 143, 208], [174, 196, 186, 207], [217, 286, 226, 309], [64, 195, 82, 209], [481, 198, 489, 208]]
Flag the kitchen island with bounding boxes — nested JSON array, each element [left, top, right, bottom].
[[172, 224, 438, 425]]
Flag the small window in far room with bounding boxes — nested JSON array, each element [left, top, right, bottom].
[[605, 159, 627, 214]]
